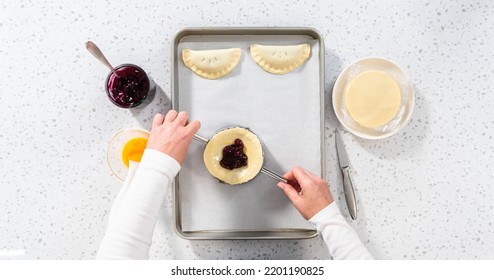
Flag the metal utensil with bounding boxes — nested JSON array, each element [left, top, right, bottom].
[[85, 41, 118, 77], [193, 133, 300, 191], [335, 130, 357, 220]]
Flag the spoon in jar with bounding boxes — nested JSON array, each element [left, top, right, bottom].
[[85, 41, 119, 77]]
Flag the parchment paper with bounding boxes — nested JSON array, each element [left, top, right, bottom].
[[177, 35, 321, 231]]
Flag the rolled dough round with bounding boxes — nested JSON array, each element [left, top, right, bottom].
[[203, 127, 264, 185], [345, 70, 401, 128]]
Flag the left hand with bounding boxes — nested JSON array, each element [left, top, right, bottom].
[[146, 110, 201, 164]]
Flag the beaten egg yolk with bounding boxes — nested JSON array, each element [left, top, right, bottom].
[[121, 137, 148, 167]]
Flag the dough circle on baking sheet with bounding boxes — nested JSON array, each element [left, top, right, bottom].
[[182, 48, 241, 79], [345, 70, 402, 128], [250, 43, 311, 74], [203, 127, 264, 185]]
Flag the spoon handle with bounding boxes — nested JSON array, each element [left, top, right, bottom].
[[260, 168, 302, 192], [85, 41, 115, 73], [260, 167, 287, 183], [193, 134, 209, 144]]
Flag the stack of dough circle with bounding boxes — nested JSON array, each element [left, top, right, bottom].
[[345, 70, 402, 128], [203, 127, 264, 185]]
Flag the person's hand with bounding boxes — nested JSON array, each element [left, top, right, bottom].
[[277, 166, 334, 220], [146, 110, 201, 164]]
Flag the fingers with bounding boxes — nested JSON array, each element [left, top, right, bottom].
[[283, 166, 307, 179], [282, 169, 294, 180], [158, 110, 200, 136], [175, 111, 189, 126], [186, 120, 201, 134], [289, 166, 312, 186], [277, 182, 301, 204], [164, 110, 178, 123], [152, 113, 165, 127]]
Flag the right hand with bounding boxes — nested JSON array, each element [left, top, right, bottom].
[[146, 110, 201, 164], [277, 166, 334, 220]]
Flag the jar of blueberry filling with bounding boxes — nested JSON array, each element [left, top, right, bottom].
[[105, 64, 152, 108]]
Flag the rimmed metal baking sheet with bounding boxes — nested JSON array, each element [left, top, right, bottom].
[[171, 27, 325, 240]]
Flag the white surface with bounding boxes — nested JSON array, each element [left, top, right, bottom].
[[0, 0, 493, 260], [176, 34, 320, 231]]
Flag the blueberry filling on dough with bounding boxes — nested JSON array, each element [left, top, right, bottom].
[[220, 139, 248, 170]]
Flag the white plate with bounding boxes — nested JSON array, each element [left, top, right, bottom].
[[333, 57, 414, 139]]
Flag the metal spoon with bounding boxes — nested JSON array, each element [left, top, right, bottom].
[[85, 41, 118, 77]]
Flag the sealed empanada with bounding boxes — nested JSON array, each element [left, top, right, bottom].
[[182, 48, 241, 79], [250, 43, 311, 74]]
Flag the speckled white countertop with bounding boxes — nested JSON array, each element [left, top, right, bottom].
[[1, 0, 493, 260]]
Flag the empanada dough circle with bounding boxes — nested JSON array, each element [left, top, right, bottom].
[[250, 43, 311, 74], [204, 127, 264, 185], [182, 48, 241, 79], [345, 70, 402, 128]]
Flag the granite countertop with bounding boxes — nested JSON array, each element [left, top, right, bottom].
[[1, 0, 493, 259]]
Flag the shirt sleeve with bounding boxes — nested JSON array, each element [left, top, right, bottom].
[[309, 202, 374, 260], [96, 149, 180, 260]]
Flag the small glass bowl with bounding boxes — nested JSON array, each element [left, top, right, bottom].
[[332, 57, 415, 140], [107, 128, 150, 181]]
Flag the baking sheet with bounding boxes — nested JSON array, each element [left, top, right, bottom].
[[176, 34, 322, 232]]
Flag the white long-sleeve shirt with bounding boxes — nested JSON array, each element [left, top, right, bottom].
[[96, 149, 373, 260], [309, 202, 373, 259]]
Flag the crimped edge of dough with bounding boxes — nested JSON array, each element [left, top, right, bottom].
[[182, 48, 242, 79], [249, 43, 311, 74]]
